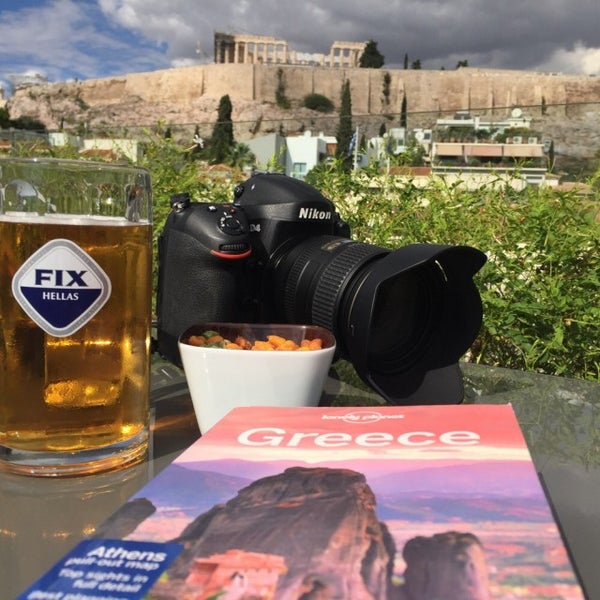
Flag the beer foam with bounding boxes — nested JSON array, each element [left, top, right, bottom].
[[0, 212, 150, 225]]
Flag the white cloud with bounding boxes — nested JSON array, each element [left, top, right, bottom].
[[0, 0, 168, 88], [98, 0, 214, 65], [2, 0, 600, 88], [0, 1, 86, 60], [171, 57, 204, 68], [91, 0, 600, 75], [535, 42, 600, 75]]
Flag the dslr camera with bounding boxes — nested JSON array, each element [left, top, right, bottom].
[[157, 172, 486, 405]]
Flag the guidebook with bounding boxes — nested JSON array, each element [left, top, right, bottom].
[[20, 404, 586, 600]]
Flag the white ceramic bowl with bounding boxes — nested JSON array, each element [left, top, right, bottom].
[[178, 323, 336, 433]]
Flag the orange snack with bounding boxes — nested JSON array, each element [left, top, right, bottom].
[[302, 338, 323, 350], [185, 330, 325, 351], [187, 335, 206, 347], [266, 335, 287, 348], [225, 342, 244, 349], [252, 340, 276, 351], [277, 339, 300, 351], [235, 336, 252, 350]]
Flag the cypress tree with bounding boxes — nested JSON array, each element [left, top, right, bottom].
[[336, 79, 354, 168], [210, 94, 234, 164], [400, 96, 408, 129]]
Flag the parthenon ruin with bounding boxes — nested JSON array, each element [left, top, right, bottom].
[[213, 32, 367, 68]]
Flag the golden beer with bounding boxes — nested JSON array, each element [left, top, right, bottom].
[[0, 216, 152, 461]]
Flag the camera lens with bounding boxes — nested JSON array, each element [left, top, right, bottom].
[[274, 236, 382, 335], [359, 267, 436, 374], [277, 237, 437, 370], [272, 235, 484, 404]]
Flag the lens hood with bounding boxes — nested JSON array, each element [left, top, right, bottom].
[[344, 243, 486, 405]]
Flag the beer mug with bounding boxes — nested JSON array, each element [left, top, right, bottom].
[[0, 158, 153, 476]]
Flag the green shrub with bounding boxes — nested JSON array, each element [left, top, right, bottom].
[[275, 68, 291, 109], [303, 93, 334, 113], [14, 136, 600, 382]]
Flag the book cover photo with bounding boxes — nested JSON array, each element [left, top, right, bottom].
[[20, 404, 586, 600]]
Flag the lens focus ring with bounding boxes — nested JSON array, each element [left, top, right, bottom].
[[311, 243, 383, 330]]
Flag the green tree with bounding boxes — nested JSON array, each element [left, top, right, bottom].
[[336, 79, 354, 168], [404, 53, 409, 70], [400, 96, 408, 129], [210, 94, 235, 164], [0, 105, 10, 128], [382, 72, 391, 106], [411, 59, 422, 69], [359, 40, 384, 68], [7, 115, 47, 131], [456, 59, 469, 69]]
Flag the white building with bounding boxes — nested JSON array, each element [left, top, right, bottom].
[[435, 107, 533, 137], [81, 138, 142, 163], [362, 128, 409, 165], [285, 131, 337, 179], [48, 133, 142, 163], [246, 131, 336, 179]]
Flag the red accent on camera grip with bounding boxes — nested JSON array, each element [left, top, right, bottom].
[[210, 248, 252, 260]]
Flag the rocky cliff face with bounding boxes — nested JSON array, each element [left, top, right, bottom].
[[6, 64, 600, 157], [397, 531, 491, 600], [164, 466, 396, 599], [5, 64, 322, 143], [97, 466, 496, 599]]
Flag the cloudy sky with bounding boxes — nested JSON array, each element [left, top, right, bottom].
[[1, 0, 599, 94]]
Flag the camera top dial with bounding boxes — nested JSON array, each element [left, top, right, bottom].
[[203, 204, 251, 259], [166, 197, 252, 260]]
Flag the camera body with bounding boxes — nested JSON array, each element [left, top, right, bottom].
[[156, 174, 351, 361], [157, 172, 486, 405]]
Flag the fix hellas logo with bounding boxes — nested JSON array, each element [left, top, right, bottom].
[[12, 239, 111, 337]]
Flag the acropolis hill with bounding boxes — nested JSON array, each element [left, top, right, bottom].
[[7, 63, 600, 158]]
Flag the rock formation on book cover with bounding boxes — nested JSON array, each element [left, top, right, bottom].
[[97, 465, 490, 599]]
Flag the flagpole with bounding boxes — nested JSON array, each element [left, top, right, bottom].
[[353, 126, 359, 171]]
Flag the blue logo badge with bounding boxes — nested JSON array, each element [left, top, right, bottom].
[[12, 238, 112, 337]]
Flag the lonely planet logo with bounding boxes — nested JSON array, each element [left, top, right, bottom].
[[12, 239, 111, 337]]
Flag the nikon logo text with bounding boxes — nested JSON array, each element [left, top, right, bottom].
[[298, 207, 331, 220]]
